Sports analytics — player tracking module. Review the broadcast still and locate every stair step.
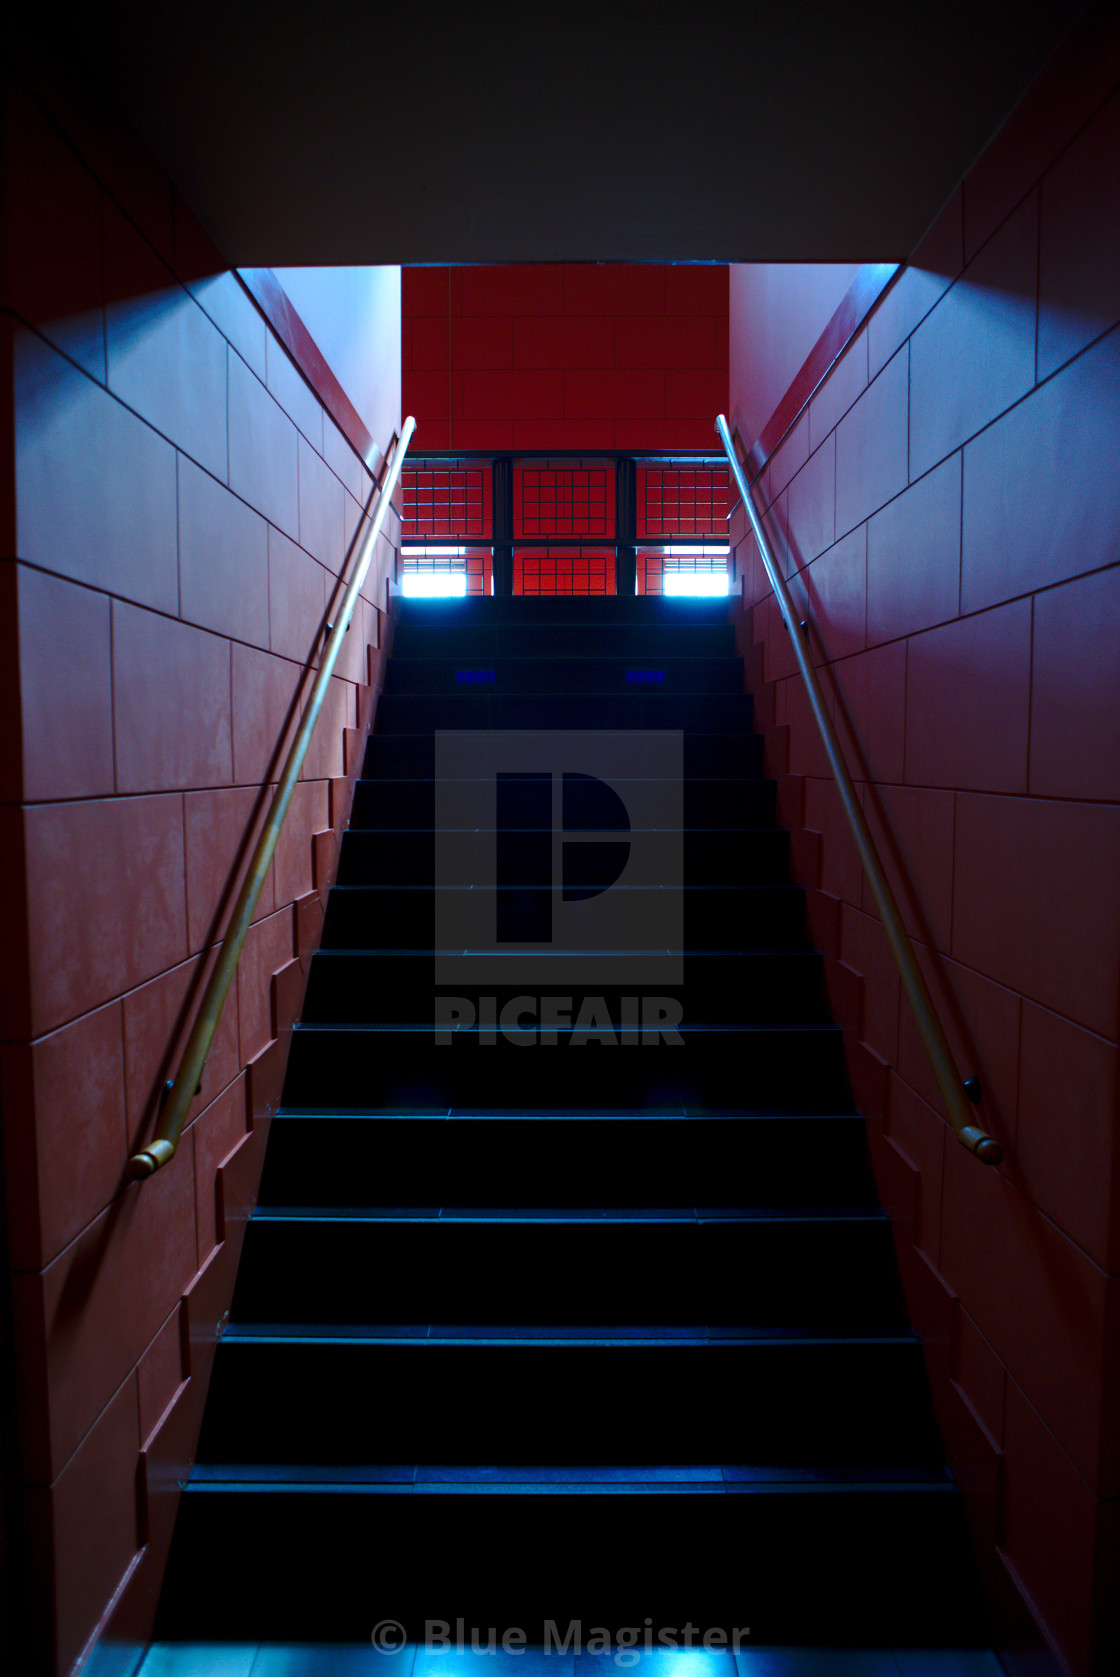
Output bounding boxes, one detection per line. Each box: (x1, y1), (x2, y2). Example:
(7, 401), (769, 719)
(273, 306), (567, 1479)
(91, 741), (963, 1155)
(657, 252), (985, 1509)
(230, 1212), (908, 1331)
(364, 731), (764, 780)
(257, 1113), (874, 1209)
(190, 1460), (953, 1487)
(392, 620), (737, 659)
(375, 691), (755, 733)
(397, 595), (735, 627)
(301, 949), (829, 1024)
(384, 656), (744, 697)
(156, 1475), (987, 1643)
(335, 826), (791, 886)
(197, 1334), (942, 1467)
(320, 884), (811, 950)
(281, 1022), (853, 1111)
(351, 775), (778, 830)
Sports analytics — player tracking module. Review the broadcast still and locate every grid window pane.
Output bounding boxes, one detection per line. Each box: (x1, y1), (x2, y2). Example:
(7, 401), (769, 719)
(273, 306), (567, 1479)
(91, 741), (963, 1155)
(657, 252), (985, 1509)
(638, 467), (730, 539)
(401, 468), (490, 538)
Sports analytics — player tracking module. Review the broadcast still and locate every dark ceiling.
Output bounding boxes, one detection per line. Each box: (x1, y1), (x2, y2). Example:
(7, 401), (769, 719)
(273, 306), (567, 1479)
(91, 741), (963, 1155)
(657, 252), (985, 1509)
(40, 0), (1083, 266)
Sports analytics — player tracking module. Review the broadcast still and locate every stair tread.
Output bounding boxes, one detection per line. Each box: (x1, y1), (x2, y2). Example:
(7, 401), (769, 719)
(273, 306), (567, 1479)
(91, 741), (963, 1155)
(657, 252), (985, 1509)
(221, 1326), (919, 1345)
(308, 946), (818, 957)
(270, 1107), (864, 1118)
(274, 1105), (862, 1117)
(249, 1208), (890, 1223)
(343, 825), (781, 833)
(358, 775), (762, 782)
(389, 652), (737, 659)
(293, 1020), (843, 1032)
(321, 881), (806, 891)
(188, 1462), (954, 1490)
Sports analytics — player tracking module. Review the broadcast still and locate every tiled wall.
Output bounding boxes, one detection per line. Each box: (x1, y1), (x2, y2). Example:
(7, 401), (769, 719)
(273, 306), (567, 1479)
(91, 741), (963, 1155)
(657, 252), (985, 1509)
(402, 263), (729, 452)
(728, 14), (1120, 1676)
(0, 66), (400, 1676)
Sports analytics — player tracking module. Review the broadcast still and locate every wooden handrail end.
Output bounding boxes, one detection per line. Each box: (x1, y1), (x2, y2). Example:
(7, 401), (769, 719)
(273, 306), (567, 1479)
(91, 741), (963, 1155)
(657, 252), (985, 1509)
(126, 1138), (177, 1179)
(958, 1125), (1003, 1167)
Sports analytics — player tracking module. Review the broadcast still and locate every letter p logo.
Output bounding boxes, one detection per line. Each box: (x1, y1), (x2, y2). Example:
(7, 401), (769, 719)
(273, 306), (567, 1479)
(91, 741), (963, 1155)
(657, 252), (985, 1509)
(494, 770), (631, 942)
(435, 730), (683, 988)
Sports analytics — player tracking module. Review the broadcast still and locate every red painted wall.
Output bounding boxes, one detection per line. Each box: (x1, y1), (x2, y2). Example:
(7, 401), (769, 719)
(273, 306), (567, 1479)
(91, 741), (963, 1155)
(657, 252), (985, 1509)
(729, 263), (861, 452)
(402, 263), (728, 453)
(728, 12), (1120, 1675)
(0, 63), (401, 1676)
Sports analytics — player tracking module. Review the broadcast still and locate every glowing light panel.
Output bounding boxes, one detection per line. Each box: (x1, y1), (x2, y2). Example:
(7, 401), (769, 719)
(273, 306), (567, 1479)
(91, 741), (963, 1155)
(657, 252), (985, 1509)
(401, 571), (468, 598)
(663, 572), (730, 597)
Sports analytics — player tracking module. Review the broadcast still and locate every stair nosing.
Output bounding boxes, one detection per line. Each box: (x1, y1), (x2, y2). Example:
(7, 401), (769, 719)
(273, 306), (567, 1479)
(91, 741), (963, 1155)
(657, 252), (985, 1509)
(218, 1329), (921, 1348)
(246, 1209), (890, 1224)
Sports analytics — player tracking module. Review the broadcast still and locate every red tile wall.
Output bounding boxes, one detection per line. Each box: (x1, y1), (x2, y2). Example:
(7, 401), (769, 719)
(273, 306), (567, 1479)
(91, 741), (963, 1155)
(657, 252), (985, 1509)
(729, 14), (1120, 1675)
(0, 65), (400, 1677)
(402, 264), (729, 453)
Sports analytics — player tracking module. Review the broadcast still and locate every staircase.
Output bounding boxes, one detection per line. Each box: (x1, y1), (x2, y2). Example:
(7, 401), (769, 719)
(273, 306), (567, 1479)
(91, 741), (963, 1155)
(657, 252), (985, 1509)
(157, 594), (987, 1646)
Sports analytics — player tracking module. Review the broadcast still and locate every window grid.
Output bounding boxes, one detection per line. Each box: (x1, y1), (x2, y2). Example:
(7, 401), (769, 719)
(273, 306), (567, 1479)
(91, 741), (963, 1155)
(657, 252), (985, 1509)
(401, 468), (490, 538)
(516, 467), (613, 538)
(638, 467), (730, 539)
(514, 548), (615, 596)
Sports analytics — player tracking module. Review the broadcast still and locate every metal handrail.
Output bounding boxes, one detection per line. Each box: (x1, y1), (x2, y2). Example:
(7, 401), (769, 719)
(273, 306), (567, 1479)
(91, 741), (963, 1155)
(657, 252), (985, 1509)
(127, 417), (417, 1180)
(716, 414), (1002, 1166)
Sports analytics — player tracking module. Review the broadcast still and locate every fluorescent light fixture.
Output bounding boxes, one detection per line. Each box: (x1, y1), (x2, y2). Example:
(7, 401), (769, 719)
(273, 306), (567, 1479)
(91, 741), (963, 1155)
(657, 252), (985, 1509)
(663, 572), (729, 597)
(401, 572), (467, 598)
(403, 545), (465, 557)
